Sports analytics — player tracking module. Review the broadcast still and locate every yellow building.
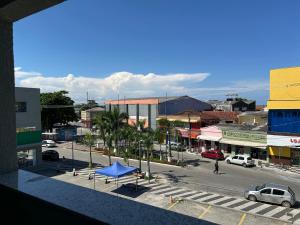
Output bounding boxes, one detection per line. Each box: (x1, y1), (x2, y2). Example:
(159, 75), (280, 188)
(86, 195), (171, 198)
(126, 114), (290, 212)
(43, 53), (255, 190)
(267, 66), (300, 165)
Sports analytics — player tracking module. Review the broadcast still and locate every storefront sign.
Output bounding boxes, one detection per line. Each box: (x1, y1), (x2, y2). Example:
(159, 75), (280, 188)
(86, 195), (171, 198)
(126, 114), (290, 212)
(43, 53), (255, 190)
(222, 130), (266, 143)
(268, 134), (300, 147)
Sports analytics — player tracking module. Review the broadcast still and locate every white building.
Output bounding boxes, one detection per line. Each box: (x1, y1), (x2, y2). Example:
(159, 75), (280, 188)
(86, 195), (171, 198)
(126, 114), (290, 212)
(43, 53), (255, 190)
(15, 87), (41, 167)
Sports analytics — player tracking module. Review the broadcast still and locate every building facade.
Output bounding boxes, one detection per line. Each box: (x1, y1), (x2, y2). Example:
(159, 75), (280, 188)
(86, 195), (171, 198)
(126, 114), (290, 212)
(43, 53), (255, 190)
(15, 87), (42, 167)
(208, 98), (256, 112)
(105, 96), (212, 130)
(267, 67), (300, 165)
(81, 107), (105, 128)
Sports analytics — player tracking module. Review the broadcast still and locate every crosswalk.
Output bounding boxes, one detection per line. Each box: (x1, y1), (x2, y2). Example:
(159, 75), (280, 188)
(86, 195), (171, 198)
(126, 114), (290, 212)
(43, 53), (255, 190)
(69, 166), (300, 223)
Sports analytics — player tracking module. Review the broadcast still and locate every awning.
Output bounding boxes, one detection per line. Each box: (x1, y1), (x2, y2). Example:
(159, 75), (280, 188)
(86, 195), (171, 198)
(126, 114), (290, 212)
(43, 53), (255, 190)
(197, 135), (221, 142)
(219, 138), (266, 149)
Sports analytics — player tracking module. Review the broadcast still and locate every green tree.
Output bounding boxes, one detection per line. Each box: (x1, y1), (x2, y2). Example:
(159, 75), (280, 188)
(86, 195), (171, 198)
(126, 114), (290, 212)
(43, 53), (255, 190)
(83, 132), (95, 168)
(41, 90), (77, 131)
(105, 107), (129, 156)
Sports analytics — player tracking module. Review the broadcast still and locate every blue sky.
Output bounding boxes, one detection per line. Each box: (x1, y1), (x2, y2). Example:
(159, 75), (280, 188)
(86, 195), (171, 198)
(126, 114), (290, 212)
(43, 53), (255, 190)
(14, 0), (300, 104)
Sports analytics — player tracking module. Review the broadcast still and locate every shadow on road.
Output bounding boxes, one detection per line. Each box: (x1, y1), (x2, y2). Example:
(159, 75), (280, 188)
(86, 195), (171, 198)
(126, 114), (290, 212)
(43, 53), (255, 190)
(112, 184), (151, 198)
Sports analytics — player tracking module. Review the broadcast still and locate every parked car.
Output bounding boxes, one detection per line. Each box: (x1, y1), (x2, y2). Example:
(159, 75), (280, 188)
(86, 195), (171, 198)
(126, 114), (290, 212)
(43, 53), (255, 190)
(226, 154), (255, 167)
(170, 141), (183, 150)
(244, 183), (296, 208)
(201, 149), (224, 160)
(42, 150), (59, 161)
(42, 140), (56, 147)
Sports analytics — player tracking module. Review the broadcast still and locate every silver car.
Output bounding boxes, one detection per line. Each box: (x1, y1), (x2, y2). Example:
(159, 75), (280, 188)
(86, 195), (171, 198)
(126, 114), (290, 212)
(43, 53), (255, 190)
(244, 183), (296, 208)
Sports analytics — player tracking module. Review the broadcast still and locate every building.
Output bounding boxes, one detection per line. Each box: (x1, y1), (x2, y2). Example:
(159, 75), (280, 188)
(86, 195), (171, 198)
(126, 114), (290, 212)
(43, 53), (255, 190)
(238, 111), (268, 126)
(267, 67), (300, 165)
(201, 111), (239, 124)
(208, 98), (256, 112)
(81, 106), (105, 128)
(15, 87), (42, 167)
(105, 96), (212, 129)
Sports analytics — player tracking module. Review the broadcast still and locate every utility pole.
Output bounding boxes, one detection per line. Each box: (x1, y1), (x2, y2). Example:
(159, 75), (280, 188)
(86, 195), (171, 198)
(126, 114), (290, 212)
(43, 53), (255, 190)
(72, 135), (74, 169)
(138, 125), (142, 173)
(188, 113), (191, 152)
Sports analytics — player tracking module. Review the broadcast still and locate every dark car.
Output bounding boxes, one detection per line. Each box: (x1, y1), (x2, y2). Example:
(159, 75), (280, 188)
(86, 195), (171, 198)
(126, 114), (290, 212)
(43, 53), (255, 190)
(42, 150), (59, 161)
(201, 149), (224, 160)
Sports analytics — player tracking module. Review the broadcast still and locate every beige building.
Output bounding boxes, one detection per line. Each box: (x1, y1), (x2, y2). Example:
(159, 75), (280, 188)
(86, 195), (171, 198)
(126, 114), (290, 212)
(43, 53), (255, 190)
(81, 107), (105, 128)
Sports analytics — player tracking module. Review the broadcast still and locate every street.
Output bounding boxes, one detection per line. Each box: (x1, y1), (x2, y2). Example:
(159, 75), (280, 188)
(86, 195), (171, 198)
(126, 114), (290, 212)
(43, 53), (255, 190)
(47, 142), (300, 202)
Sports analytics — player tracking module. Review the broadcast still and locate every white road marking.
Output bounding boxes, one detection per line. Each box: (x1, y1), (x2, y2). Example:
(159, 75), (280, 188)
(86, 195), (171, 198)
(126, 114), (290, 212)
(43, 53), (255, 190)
(195, 194), (220, 202)
(235, 201), (257, 210)
(208, 196), (233, 204)
(185, 192), (209, 200)
(264, 206), (286, 217)
(222, 198), (244, 207)
(247, 204), (272, 214)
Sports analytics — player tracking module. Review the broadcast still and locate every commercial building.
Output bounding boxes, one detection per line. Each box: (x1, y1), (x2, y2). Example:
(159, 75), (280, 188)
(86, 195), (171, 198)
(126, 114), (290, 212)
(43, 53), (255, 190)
(208, 98), (256, 112)
(267, 67), (300, 165)
(81, 106), (105, 128)
(238, 111), (268, 126)
(197, 124), (267, 161)
(16, 87), (42, 167)
(105, 96), (212, 129)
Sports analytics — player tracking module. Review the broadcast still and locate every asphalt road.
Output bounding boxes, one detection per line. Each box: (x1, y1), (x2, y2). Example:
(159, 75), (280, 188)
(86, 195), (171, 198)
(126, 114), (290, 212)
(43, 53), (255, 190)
(46, 143), (300, 205)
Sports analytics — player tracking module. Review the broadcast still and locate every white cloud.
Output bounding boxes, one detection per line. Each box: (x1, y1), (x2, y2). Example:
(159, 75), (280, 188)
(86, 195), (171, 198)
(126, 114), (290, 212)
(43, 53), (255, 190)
(14, 67), (42, 78)
(16, 69), (209, 103)
(15, 68), (269, 103)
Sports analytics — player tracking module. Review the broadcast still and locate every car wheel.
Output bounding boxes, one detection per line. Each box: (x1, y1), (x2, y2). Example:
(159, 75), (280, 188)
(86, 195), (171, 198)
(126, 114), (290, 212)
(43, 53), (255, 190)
(248, 195), (257, 202)
(282, 201), (291, 208)
(226, 160), (231, 164)
(242, 163), (247, 168)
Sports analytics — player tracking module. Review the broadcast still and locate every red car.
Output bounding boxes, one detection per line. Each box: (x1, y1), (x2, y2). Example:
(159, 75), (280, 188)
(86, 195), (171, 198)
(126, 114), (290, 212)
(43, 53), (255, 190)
(201, 150), (224, 160)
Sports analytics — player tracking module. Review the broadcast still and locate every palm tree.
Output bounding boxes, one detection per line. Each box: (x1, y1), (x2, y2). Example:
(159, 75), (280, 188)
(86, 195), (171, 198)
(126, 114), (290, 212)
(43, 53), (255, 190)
(154, 128), (164, 160)
(83, 132), (95, 168)
(105, 107), (128, 156)
(94, 113), (107, 147)
(142, 129), (154, 183)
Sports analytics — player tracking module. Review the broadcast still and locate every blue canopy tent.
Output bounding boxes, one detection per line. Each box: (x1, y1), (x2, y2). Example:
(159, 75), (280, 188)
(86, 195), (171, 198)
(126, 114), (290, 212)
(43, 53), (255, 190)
(94, 161), (138, 189)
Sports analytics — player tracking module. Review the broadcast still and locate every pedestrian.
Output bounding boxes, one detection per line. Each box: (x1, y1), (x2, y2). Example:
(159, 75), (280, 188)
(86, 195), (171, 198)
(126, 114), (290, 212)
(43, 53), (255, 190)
(214, 159), (219, 174)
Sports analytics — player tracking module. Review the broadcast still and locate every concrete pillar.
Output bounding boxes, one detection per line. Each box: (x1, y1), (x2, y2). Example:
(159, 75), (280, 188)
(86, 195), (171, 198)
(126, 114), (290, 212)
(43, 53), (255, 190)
(0, 20), (17, 174)
(35, 146), (42, 166)
(148, 104), (151, 129)
(136, 104), (139, 124)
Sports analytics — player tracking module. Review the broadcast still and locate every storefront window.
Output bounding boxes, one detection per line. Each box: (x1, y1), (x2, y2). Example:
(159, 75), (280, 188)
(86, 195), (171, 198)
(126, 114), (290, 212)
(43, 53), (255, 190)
(291, 148), (300, 165)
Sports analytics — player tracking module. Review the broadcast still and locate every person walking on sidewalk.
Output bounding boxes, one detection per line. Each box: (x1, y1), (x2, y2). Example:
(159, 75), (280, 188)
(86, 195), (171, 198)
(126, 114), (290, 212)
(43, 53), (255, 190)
(214, 159), (219, 174)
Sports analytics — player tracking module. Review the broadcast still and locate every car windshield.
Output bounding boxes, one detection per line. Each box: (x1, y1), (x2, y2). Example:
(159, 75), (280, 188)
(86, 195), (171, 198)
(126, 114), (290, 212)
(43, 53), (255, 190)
(256, 184), (266, 191)
(247, 157), (252, 160)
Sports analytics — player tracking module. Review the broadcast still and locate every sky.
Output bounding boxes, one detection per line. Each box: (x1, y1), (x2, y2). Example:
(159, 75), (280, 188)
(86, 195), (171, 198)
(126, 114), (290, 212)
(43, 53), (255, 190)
(13, 0), (300, 104)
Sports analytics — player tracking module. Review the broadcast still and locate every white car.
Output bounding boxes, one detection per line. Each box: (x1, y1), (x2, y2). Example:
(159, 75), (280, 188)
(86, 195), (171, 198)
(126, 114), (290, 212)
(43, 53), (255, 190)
(42, 140), (56, 147)
(226, 154), (255, 167)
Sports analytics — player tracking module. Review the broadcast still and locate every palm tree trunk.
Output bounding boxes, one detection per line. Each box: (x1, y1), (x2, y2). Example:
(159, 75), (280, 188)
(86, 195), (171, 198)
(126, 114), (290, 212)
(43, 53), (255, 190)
(147, 149), (151, 184)
(108, 147), (112, 166)
(159, 144), (162, 160)
(89, 145), (93, 168)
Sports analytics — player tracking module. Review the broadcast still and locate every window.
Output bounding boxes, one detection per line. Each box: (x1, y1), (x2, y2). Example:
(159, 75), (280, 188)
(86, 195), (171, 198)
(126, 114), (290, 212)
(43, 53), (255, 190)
(247, 157), (252, 160)
(233, 156), (238, 159)
(238, 156), (244, 160)
(16, 102), (27, 112)
(273, 189), (284, 195)
(260, 189), (271, 194)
